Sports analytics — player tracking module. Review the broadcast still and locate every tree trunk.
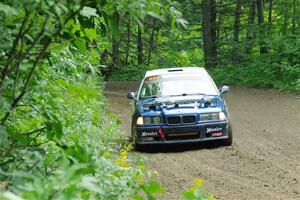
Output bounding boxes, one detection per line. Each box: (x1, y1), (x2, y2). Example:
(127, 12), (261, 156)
(245, 0), (256, 54)
(216, 1), (222, 43)
(137, 26), (143, 65)
(281, 14), (289, 35)
(211, 0), (217, 56)
(268, 0), (273, 30)
(292, 0), (297, 34)
(202, 0), (217, 68)
(147, 18), (157, 65)
(257, 0), (268, 53)
(233, 0), (242, 44)
(112, 12), (120, 68)
(125, 19), (131, 65)
(232, 0), (242, 62)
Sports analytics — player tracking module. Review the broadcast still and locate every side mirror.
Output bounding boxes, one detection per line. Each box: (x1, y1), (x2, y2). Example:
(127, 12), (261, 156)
(219, 85), (230, 94)
(127, 92), (136, 100)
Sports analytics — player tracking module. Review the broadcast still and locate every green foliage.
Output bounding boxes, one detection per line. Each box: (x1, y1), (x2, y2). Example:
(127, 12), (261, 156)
(183, 178), (215, 200)
(109, 64), (158, 81)
(105, 0), (299, 93)
(1, 0), (298, 199)
(0, 1), (176, 199)
(0, 45), (161, 199)
(211, 35), (300, 92)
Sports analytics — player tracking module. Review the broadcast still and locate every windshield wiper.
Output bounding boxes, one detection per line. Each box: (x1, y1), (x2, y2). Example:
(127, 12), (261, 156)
(141, 95), (160, 99)
(142, 93), (206, 99)
(182, 93), (206, 96)
(167, 93), (206, 97)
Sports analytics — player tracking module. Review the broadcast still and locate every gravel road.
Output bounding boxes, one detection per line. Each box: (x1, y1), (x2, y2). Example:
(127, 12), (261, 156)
(104, 81), (300, 200)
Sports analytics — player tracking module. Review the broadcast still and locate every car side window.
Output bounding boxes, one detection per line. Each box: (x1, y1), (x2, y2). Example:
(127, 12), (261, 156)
(141, 81), (161, 98)
(142, 84), (151, 97)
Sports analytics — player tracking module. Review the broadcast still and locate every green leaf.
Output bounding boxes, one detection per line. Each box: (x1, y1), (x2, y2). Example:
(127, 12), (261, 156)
(0, 3), (17, 16)
(142, 182), (165, 194)
(183, 191), (195, 200)
(132, 194), (144, 200)
(84, 28), (97, 42)
(0, 191), (23, 200)
(78, 176), (102, 193)
(0, 126), (8, 145)
(80, 6), (99, 19)
(71, 23), (81, 34)
(74, 38), (86, 52)
(54, 120), (63, 139)
(176, 18), (188, 28)
(146, 12), (164, 21)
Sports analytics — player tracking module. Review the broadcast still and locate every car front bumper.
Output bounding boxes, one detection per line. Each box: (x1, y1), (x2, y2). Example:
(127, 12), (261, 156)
(134, 120), (229, 145)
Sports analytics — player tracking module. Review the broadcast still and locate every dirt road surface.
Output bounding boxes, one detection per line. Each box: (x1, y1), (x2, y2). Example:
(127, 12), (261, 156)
(104, 81), (300, 200)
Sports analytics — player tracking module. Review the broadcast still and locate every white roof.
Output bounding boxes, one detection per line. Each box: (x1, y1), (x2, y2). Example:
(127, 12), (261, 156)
(145, 67), (208, 78)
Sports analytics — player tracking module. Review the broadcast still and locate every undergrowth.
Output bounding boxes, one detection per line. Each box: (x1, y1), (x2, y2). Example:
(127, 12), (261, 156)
(0, 46), (164, 199)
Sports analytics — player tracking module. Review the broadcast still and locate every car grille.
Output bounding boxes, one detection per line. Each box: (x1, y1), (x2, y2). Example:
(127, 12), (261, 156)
(167, 116), (181, 125)
(166, 115), (196, 125)
(182, 116), (196, 124)
(166, 132), (200, 141)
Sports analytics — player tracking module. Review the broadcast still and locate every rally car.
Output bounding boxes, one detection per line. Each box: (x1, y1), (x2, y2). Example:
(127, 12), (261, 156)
(127, 67), (232, 150)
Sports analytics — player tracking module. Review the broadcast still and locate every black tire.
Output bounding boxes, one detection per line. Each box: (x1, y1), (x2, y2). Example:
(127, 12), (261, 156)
(133, 134), (144, 151)
(134, 142), (143, 151)
(131, 123), (144, 151)
(223, 124), (233, 146)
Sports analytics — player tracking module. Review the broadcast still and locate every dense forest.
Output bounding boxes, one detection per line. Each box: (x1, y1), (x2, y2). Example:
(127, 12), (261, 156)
(0, 0), (299, 200)
(107, 0), (299, 92)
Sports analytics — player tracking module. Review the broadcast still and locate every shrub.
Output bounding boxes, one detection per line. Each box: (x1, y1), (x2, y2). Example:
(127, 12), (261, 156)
(0, 46), (160, 200)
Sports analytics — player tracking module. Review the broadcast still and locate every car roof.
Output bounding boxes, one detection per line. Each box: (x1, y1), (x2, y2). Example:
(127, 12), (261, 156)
(145, 67), (208, 78)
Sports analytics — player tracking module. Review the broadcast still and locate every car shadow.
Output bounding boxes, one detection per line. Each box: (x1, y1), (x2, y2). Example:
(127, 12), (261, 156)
(138, 141), (226, 153)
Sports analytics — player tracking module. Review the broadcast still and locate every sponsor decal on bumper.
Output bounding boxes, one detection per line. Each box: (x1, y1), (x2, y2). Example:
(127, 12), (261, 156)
(206, 127), (223, 133)
(135, 121), (228, 144)
(141, 131), (158, 137)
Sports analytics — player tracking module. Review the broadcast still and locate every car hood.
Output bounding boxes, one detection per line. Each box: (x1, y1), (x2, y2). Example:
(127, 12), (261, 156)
(138, 95), (223, 116)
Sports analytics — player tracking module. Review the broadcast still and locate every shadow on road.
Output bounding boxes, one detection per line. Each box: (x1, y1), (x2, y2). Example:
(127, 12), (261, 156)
(137, 141), (228, 153)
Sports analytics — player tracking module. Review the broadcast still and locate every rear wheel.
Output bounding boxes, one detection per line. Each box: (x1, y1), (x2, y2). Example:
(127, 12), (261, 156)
(223, 123), (233, 146)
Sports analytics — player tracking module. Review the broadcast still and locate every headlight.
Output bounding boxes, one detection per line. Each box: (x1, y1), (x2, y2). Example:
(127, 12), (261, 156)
(200, 112), (226, 121)
(140, 116), (162, 124)
(136, 117), (144, 125)
(200, 113), (219, 120)
(219, 112), (226, 120)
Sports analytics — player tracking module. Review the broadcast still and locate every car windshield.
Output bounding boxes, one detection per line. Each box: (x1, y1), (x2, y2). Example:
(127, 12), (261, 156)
(139, 74), (218, 99)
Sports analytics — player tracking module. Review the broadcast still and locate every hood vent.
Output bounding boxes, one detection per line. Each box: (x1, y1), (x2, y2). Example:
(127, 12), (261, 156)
(143, 104), (160, 111)
(198, 99), (218, 108)
(168, 69), (183, 72)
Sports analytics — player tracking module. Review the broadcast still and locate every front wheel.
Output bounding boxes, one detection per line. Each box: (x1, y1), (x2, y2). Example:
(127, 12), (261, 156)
(134, 141), (143, 151)
(133, 135), (144, 151)
(223, 124), (233, 146)
(131, 123), (143, 151)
